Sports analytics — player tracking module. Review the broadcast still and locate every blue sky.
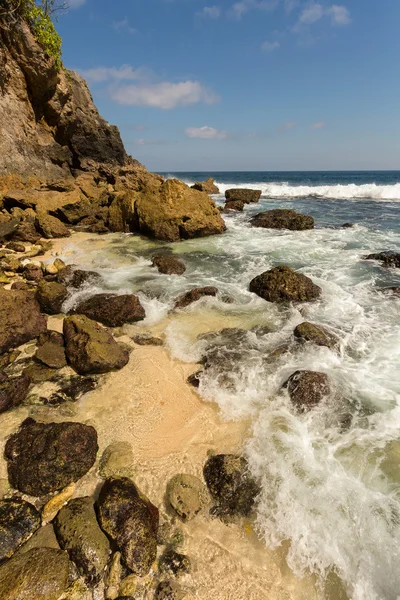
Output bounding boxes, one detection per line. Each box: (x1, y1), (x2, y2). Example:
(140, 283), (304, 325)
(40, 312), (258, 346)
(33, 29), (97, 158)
(58, 0), (400, 171)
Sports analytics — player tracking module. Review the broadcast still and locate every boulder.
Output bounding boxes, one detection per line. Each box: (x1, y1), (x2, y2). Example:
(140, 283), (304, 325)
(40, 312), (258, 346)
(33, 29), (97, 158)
(63, 315), (130, 374)
(152, 255), (186, 275)
(224, 200), (244, 212)
(203, 454), (260, 517)
(35, 211), (70, 239)
(166, 474), (208, 521)
(191, 178), (220, 194)
(73, 294), (145, 327)
(54, 497), (111, 584)
(0, 288), (47, 354)
(0, 218), (19, 240)
(97, 477), (159, 576)
(225, 189), (261, 203)
(52, 201), (95, 225)
(11, 221), (40, 243)
(0, 373), (30, 414)
(249, 266), (321, 303)
(57, 266), (101, 288)
(0, 498), (41, 562)
(284, 370), (331, 411)
(250, 209), (314, 230)
(35, 341), (67, 369)
(0, 547), (69, 600)
(364, 251), (400, 268)
(5, 418), (98, 496)
(135, 179), (226, 242)
(36, 280), (68, 314)
(174, 286), (218, 309)
(294, 322), (338, 349)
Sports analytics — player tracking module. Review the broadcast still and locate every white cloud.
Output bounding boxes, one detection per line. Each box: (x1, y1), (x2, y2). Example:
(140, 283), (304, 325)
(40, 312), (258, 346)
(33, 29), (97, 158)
(328, 4), (351, 25)
(112, 81), (220, 110)
(68, 0), (86, 7)
(197, 5), (221, 18)
(186, 126), (227, 139)
(280, 121), (296, 131)
(112, 18), (137, 35)
(311, 121), (325, 129)
(230, 0), (279, 19)
(79, 65), (143, 84)
(299, 3), (324, 24)
(261, 40), (280, 52)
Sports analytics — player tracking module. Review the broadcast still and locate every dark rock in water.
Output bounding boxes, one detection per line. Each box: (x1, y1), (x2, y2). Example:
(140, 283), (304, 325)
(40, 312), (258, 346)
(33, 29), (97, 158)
(36, 280), (68, 315)
(0, 498), (41, 562)
(174, 286), (218, 309)
(23, 264), (43, 282)
(364, 251), (400, 268)
(294, 322), (338, 350)
(63, 315), (130, 374)
(0, 547), (69, 600)
(0, 288), (47, 354)
(342, 223), (354, 228)
(191, 178), (219, 194)
(0, 373), (30, 414)
(35, 211), (70, 239)
(97, 477), (159, 576)
(154, 581), (183, 600)
(380, 287), (400, 296)
(152, 255), (186, 276)
(54, 496), (110, 584)
(225, 189), (261, 203)
(54, 376), (97, 402)
(249, 266), (321, 303)
(224, 200), (245, 212)
(5, 418), (98, 496)
(11, 221), (41, 244)
(35, 341), (67, 369)
(159, 549), (191, 576)
(284, 370), (331, 411)
(57, 266), (102, 289)
(132, 334), (163, 346)
(250, 209), (314, 231)
(166, 474), (208, 522)
(187, 370), (203, 388)
(73, 294), (145, 327)
(0, 219), (19, 240)
(203, 454), (260, 517)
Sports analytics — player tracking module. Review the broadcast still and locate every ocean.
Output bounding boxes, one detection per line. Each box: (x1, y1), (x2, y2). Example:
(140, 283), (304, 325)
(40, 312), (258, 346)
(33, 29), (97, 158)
(65, 171), (400, 599)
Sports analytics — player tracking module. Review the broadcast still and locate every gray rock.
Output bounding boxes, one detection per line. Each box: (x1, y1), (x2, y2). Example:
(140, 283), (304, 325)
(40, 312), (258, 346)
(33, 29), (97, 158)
(166, 474), (208, 521)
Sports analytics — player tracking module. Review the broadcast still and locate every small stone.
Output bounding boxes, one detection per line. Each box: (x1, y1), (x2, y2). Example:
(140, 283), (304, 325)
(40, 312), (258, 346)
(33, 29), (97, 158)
(99, 442), (135, 480)
(152, 255), (186, 276)
(118, 575), (138, 597)
(284, 370), (331, 411)
(105, 552), (122, 600)
(159, 549), (191, 577)
(54, 258), (66, 270)
(166, 474), (208, 521)
(154, 580), (184, 600)
(187, 370), (202, 388)
(174, 287), (218, 309)
(45, 263), (59, 275)
(6, 242), (25, 253)
(36, 341), (67, 369)
(42, 483), (76, 524)
(0, 498), (41, 562)
(132, 334), (163, 346)
(24, 263), (43, 282)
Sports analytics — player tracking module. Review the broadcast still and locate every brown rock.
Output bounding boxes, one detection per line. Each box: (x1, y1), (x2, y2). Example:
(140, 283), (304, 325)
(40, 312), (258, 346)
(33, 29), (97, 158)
(35, 341), (67, 369)
(0, 219), (19, 240)
(249, 266), (321, 303)
(284, 370), (331, 411)
(36, 280), (68, 314)
(225, 189), (261, 203)
(294, 322), (339, 349)
(0, 498), (41, 562)
(364, 251), (400, 268)
(152, 255), (186, 275)
(5, 241), (25, 253)
(0, 373), (30, 414)
(35, 211), (71, 239)
(174, 286), (218, 309)
(73, 294), (145, 327)
(224, 200), (245, 212)
(57, 266), (101, 288)
(12, 221), (40, 243)
(24, 263), (43, 282)
(191, 178), (220, 194)
(0, 288), (47, 354)
(250, 209), (314, 230)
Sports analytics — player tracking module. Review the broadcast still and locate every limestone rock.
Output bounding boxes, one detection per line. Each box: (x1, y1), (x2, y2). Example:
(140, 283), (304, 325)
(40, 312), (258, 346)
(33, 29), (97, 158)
(0, 288), (47, 354)
(0, 219), (19, 240)
(97, 477), (159, 576)
(0, 547), (69, 600)
(100, 442), (135, 480)
(174, 286), (218, 309)
(249, 266), (321, 303)
(152, 255), (186, 276)
(284, 370), (331, 411)
(35, 211), (71, 239)
(36, 280), (68, 314)
(73, 294), (145, 327)
(0, 498), (41, 562)
(191, 178), (219, 194)
(166, 474), (208, 521)
(12, 221), (40, 243)
(250, 209), (314, 230)
(203, 454), (260, 517)
(225, 189), (261, 203)
(224, 200), (244, 212)
(0, 373), (30, 414)
(294, 322), (338, 349)
(55, 497), (111, 584)
(5, 418), (98, 496)
(63, 315), (130, 374)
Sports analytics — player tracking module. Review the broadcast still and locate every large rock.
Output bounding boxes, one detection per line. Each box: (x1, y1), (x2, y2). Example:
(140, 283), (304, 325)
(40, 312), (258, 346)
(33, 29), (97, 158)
(0, 373), (30, 414)
(0, 498), (41, 562)
(294, 322), (338, 349)
(174, 286), (218, 309)
(152, 255), (186, 276)
(191, 178), (219, 194)
(224, 200), (244, 212)
(73, 294), (145, 327)
(225, 189), (261, 203)
(97, 477), (159, 576)
(284, 370), (331, 411)
(0, 547), (69, 600)
(135, 179), (226, 242)
(63, 315), (130, 374)
(250, 209), (314, 230)
(5, 418), (98, 496)
(0, 218), (19, 240)
(166, 474), (208, 521)
(35, 341), (67, 369)
(36, 280), (68, 314)
(57, 266), (101, 289)
(11, 221), (41, 243)
(35, 211), (70, 239)
(203, 454), (260, 517)
(249, 266), (321, 303)
(0, 288), (47, 354)
(364, 251), (400, 268)
(55, 497), (110, 584)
